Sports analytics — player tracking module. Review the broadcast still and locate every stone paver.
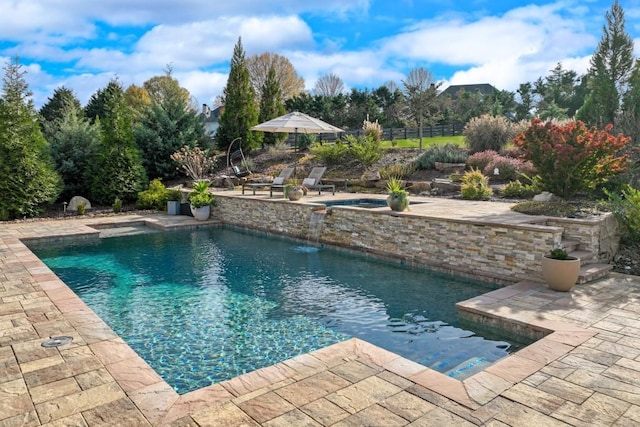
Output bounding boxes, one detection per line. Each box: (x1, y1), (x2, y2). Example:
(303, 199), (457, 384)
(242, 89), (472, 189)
(1, 209), (640, 426)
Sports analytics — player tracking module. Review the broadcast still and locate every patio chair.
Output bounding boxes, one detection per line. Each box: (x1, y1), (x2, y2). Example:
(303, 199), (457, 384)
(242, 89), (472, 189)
(270, 167), (335, 197)
(242, 167), (294, 195)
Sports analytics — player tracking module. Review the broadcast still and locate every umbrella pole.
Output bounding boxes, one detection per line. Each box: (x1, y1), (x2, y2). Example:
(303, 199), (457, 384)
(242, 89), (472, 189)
(294, 129), (298, 178)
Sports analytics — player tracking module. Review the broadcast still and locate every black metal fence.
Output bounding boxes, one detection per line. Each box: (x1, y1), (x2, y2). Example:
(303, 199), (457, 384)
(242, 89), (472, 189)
(285, 123), (464, 144)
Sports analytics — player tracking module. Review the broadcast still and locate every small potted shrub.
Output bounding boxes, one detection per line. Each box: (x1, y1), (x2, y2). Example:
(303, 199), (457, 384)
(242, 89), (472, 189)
(77, 201), (86, 215)
(167, 189), (182, 215)
(541, 247), (581, 292)
(189, 181), (214, 220)
(386, 176), (409, 212)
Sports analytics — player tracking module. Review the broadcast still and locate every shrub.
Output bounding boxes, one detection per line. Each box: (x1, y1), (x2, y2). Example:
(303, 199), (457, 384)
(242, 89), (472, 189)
(466, 150), (500, 172)
(136, 179), (169, 210)
(501, 180), (537, 198)
(414, 144), (469, 170)
(362, 117), (383, 142)
(296, 133), (315, 150)
(171, 146), (217, 181)
(112, 197), (122, 213)
(511, 200), (576, 217)
(463, 114), (518, 154)
(604, 184), (640, 242)
(311, 140), (350, 165)
(348, 134), (383, 167)
(514, 118), (630, 199)
(460, 168), (493, 200)
(484, 156), (535, 182)
(379, 162), (416, 180)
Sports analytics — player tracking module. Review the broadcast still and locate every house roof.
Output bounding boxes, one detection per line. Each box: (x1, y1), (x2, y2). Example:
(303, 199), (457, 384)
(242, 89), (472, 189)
(200, 105), (222, 123)
(438, 84), (497, 99)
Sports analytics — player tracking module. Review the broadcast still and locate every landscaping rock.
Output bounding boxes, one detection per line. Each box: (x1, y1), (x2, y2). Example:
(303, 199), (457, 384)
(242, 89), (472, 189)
(67, 196), (91, 211)
(533, 191), (562, 202)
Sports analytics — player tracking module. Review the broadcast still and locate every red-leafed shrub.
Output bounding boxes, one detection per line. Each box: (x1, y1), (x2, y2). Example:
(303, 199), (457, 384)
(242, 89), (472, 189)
(483, 156), (535, 181)
(514, 118), (629, 199)
(466, 150), (500, 171)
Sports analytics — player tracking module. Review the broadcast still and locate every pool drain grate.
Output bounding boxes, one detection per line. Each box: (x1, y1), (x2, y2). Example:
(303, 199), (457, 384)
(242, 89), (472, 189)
(41, 336), (73, 348)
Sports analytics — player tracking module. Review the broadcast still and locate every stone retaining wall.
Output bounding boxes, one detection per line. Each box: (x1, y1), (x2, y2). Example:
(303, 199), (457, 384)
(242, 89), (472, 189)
(213, 196), (617, 284)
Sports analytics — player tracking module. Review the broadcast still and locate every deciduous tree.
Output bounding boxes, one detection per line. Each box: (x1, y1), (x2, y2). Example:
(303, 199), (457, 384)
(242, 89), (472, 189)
(313, 74), (345, 97)
(401, 67), (441, 149)
(246, 52), (304, 101)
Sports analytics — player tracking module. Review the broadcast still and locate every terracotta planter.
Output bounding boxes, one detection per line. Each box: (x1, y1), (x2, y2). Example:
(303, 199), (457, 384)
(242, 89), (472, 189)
(541, 255), (580, 291)
(190, 205), (211, 221)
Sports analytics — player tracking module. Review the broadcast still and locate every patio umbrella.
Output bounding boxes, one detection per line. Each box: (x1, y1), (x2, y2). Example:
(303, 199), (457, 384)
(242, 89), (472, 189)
(250, 111), (344, 151)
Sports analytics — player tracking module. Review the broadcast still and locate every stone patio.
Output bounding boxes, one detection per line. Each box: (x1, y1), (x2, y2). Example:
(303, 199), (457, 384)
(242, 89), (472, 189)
(1, 206), (640, 426)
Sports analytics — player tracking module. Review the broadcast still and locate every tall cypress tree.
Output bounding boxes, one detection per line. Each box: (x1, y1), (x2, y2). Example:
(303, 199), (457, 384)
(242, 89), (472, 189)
(90, 79), (147, 204)
(258, 67), (285, 146)
(0, 57), (61, 219)
(215, 37), (259, 152)
(578, 0), (635, 127)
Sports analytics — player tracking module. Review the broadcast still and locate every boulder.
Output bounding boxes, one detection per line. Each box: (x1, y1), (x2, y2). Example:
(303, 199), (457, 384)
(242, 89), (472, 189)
(533, 192), (562, 202)
(68, 196), (91, 211)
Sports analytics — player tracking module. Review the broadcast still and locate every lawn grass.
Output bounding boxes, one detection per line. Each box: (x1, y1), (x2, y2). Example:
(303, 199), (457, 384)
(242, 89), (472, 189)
(380, 135), (465, 149)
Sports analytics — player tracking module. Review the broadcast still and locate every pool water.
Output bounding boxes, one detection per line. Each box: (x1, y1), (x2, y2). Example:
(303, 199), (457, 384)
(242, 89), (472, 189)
(316, 198), (424, 208)
(30, 228), (518, 394)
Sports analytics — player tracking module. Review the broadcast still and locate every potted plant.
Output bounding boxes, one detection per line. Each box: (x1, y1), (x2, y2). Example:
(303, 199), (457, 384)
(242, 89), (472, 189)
(541, 247), (581, 292)
(386, 176), (409, 212)
(189, 181), (214, 220)
(284, 183), (304, 201)
(167, 189), (182, 215)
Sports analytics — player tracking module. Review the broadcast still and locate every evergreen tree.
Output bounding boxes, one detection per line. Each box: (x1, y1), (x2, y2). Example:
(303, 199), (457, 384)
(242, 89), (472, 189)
(46, 108), (100, 201)
(257, 67), (285, 146)
(0, 57), (61, 219)
(84, 80), (123, 123)
(215, 37), (259, 152)
(39, 86), (82, 125)
(135, 71), (208, 179)
(577, 0), (634, 127)
(90, 79), (147, 204)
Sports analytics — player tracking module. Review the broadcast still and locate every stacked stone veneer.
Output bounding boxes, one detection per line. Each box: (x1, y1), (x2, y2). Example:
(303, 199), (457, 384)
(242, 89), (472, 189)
(213, 196), (618, 284)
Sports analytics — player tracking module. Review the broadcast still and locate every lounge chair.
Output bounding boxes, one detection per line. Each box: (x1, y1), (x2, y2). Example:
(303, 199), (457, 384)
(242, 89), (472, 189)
(242, 167), (294, 195)
(270, 167), (335, 197)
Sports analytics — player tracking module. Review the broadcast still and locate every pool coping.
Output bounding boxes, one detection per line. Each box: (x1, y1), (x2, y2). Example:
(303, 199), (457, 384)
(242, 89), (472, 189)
(1, 213), (602, 425)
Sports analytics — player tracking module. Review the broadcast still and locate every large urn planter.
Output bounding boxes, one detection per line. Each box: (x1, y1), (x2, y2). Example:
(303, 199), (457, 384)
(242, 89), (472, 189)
(287, 186), (304, 201)
(190, 205), (211, 221)
(541, 254), (581, 292)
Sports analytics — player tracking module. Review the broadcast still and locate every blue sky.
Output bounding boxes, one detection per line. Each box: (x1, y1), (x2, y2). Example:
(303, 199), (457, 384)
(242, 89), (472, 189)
(0, 0), (637, 108)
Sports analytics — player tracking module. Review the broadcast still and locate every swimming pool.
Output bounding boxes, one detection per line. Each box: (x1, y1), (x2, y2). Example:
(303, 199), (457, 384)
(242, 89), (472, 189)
(29, 228), (519, 394)
(316, 198), (425, 208)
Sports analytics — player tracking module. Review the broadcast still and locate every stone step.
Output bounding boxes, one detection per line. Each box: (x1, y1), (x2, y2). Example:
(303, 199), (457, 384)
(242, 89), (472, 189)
(569, 250), (594, 262)
(561, 239), (581, 252)
(578, 263), (613, 284)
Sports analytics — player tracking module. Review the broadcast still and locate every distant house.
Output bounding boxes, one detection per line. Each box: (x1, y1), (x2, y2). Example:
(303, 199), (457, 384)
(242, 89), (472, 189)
(200, 104), (222, 136)
(438, 84), (498, 99)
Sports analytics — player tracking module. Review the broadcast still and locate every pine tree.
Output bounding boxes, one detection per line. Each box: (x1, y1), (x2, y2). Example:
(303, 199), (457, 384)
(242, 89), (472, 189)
(258, 67), (285, 146)
(577, 0), (634, 127)
(215, 37), (259, 152)
(46, 108), (101, 201)
(135, 71), (208, 180)
(0, 57), (61, 219)
(90, 79), (147, 204)
(39, 86), (82, 125)
(84, 80), (124, 123)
